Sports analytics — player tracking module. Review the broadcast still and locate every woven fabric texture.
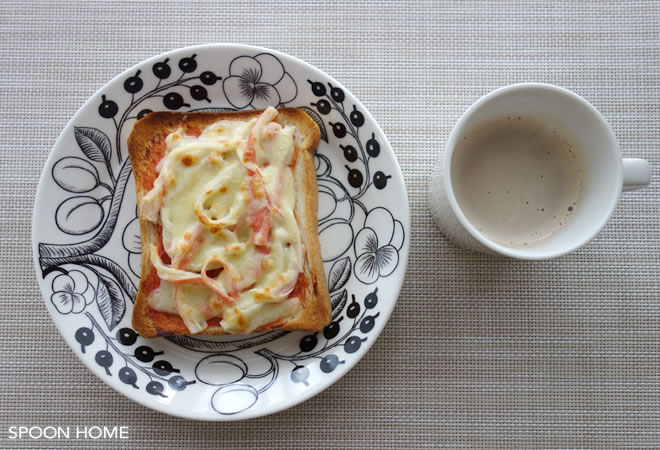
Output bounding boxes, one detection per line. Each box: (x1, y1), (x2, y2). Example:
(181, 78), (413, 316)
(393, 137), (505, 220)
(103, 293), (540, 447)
(1, 0), (659, 448)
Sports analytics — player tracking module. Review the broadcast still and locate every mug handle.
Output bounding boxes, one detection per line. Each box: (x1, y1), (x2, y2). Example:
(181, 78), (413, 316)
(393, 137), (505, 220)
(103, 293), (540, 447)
(622, 158), (651, 192)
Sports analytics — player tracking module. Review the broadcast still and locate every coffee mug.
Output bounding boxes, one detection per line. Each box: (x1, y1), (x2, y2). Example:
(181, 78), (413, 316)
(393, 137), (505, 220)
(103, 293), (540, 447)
(428, 83), (651, 259)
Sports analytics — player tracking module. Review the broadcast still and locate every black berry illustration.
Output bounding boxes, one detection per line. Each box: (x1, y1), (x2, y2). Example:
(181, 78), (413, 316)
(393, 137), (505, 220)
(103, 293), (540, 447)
(330, 85), (345, 102)
(116, 327), (137, 346)
(330, 122), (347, 138)
(95, 350), (113, 375)
(146, 381), (166, 397)
(360, 312), (380, 333)
(178, 54), (197, 73)
(168, 375), (195, 391)
(75, 327), (94, 353)
(345, 165), (363, 188)
(123, 70), (143, 94)
(98, 95), (118, 118)
(137, 109), (152, 120)
(299, 334), (318, 352)
(341, 144), (358, 162)
(344, 336), (366, 354)
(163, 92), (189, 110)
(135, 345), (164, 363)
(313, 99), (331, 115)
(347, 294), (360, 318)
(349, 106), (364, 127)
(308, 80), (326, 97)
(364, 287), (379, 309)
(190, 85), (210, 102)
(118, 367), (138, 389)
(323, 316), (343, 340)
(152, 58), (171, 79)
(320, 354), (344, 373)
(290, 365), (310, 386)
(373, 171), (391, 189)
(366, 133), (380, 157)
(153, 360), (179, 376)
(200, 71), (218, 85)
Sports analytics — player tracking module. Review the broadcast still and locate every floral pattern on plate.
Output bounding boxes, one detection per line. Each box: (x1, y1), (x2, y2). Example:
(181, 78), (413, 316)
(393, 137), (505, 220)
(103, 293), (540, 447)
(33, 44), (409, 420)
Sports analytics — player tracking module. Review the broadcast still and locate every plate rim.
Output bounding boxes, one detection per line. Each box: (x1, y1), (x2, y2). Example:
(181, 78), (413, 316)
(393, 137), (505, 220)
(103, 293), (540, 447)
(31, 43), (411, 421)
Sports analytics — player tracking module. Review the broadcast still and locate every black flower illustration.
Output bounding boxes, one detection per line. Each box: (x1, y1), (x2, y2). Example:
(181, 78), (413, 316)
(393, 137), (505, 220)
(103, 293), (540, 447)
(51, 270), (95, 314)
(354, 208), (405, 284)
(223, 54), (297, 109)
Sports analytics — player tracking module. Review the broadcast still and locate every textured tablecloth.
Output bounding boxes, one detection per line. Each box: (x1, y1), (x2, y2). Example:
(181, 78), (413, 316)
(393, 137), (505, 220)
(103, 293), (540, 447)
(2, 1), (659, 448)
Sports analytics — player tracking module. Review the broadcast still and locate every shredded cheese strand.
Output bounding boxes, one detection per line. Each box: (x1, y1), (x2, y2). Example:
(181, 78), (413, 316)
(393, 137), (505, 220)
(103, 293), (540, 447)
(200, 254), (236, 304)
(143, 108), (305, 333)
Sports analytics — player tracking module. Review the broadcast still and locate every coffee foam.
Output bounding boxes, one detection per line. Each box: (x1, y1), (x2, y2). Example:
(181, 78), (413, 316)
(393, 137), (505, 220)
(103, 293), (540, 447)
(451, 116), (583, 248)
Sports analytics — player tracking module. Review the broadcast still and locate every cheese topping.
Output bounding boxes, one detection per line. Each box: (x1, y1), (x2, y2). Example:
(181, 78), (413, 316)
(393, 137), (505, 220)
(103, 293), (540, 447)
(142, 107), (303, 334)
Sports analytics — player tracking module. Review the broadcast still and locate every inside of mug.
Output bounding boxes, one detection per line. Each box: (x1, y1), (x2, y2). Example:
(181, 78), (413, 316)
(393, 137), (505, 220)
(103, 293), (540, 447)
(449, 85), (622, 258)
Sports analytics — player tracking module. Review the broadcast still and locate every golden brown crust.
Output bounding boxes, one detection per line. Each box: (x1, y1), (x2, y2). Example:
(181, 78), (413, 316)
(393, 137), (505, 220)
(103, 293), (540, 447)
(128, 108), (330, 337)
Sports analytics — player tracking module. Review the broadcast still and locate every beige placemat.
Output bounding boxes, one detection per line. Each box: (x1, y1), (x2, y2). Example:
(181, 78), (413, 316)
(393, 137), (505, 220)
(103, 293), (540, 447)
(1, 0), (659, 448)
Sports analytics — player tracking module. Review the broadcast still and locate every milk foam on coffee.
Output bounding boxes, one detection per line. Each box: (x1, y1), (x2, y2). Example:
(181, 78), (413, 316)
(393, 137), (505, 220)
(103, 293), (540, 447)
(451, 116), (583, 248)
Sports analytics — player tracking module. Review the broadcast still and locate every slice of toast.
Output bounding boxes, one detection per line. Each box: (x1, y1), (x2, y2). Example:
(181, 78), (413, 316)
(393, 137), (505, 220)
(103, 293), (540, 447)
(127, 108), (331, 337)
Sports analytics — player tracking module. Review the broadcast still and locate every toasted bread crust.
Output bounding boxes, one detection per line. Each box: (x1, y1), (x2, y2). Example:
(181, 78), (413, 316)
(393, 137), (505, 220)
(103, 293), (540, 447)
(127, 108), (329, 337)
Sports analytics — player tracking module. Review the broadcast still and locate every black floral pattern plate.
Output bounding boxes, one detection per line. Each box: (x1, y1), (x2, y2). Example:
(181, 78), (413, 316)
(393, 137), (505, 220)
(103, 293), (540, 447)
(32, 44), (409, 420)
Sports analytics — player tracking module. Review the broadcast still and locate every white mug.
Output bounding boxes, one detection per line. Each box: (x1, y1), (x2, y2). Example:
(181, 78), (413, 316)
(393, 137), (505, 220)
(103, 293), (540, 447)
(428, 83), (651, 259)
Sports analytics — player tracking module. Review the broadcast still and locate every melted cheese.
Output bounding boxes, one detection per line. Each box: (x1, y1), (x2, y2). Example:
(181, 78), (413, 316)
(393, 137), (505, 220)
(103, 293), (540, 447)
(143, 107), (303, 334)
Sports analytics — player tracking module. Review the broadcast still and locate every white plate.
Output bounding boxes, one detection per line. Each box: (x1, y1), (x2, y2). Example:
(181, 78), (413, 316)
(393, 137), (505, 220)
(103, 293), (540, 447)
(32, 44), (409, 420)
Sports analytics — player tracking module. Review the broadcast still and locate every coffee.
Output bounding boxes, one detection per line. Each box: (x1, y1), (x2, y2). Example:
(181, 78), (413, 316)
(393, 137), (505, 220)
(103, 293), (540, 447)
(451, 117), (583, 248)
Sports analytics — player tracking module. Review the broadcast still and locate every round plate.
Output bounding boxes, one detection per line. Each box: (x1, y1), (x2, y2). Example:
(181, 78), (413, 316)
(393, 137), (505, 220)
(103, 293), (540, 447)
(32, 44), (409, 420)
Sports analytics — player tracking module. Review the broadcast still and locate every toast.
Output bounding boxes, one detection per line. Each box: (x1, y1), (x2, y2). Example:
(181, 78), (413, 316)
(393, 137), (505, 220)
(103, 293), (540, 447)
(127, 107), (331, 337)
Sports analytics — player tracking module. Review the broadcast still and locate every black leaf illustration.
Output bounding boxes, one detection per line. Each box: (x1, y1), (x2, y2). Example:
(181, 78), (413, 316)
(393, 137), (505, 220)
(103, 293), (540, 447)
(165, 331), (289, 353)
(96, 273), (126, 331)
(52, 157), (100, 193)
(298, 107), (328, 143)
(75, 127), (112, 164)
(55, 196), (104, 235)
(327, 257), (351, 292)
(188, 107), (238, 113)
(330, 289), (347, 319)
